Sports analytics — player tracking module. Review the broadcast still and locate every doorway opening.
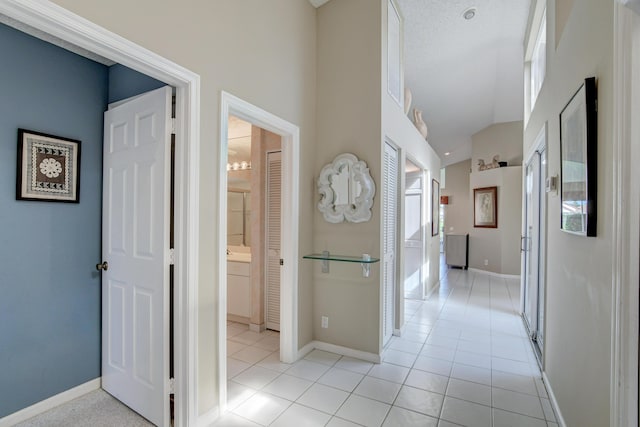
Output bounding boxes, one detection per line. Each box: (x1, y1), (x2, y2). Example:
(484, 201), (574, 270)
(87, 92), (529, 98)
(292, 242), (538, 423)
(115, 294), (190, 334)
(218, 92), (300, 412)
(403, 158), (426, 301)
(0, 2), (201, 426)
(225, 115), (283, 333)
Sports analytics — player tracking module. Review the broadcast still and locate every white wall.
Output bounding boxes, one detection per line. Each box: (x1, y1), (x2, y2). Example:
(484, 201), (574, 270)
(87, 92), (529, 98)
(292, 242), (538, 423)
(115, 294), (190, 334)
(442, 160), (472, 235)
(471, 121), (524, 169)
(440, 120), (524, 276)
(469, 167), (522, 275)
(51, 0), (318, 416)
(314, 0), (382, 355)
(312, 0), (441, 356)
(523, 0), (613, 425)
(381, 0), (442, 330)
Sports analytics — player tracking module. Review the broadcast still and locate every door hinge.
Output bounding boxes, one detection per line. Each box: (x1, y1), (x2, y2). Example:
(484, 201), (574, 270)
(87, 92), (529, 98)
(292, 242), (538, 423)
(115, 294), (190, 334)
(280, 259), (284, 266)
(169, 248), (175, 265)
(171, 118), (176, 134)
(169, 377), (175, 393)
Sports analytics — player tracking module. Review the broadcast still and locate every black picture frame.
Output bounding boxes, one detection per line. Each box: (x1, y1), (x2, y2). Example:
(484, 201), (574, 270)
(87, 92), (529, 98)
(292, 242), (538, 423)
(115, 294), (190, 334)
(431, 179), (440, 236)
(559, 77), (597, 236)
(16, 129), (81, 203)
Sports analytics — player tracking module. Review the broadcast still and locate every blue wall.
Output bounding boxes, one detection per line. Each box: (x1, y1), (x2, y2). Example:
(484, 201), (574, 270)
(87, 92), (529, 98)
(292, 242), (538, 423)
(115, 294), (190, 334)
(0, 24), (107, 417)
(108, 64), (165, 104)
(0, 24), (168, 418)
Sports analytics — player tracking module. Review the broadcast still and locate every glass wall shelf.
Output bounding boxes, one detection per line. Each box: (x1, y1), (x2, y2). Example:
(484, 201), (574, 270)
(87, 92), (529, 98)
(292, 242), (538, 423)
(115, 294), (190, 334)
(303, 251), (379, 277)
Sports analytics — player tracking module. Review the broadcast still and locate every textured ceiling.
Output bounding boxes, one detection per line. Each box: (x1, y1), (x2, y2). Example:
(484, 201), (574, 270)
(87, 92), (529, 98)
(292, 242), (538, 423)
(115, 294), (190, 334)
(397, 0), (530, 166)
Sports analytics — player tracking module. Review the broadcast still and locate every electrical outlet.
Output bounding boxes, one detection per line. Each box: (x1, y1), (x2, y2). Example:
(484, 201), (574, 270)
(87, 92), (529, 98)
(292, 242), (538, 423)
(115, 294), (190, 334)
(321, 316), (329, 328)
(484, 259), (489, 266)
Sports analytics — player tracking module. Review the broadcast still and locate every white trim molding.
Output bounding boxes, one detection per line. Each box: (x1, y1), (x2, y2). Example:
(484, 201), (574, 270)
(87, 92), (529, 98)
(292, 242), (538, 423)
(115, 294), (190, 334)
(0, 378), (100, 427)
(468, 268), (520, 280)
(0, 2), (201, 425)
(611, 3), (640, 427)
(298, 341), (382, 364)
(542, 372), (567, 427)
(218, 91), (300, 413)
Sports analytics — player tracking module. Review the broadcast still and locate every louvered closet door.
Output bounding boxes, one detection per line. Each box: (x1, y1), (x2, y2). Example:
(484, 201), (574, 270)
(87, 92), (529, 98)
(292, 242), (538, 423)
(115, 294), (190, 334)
(382, 142), (398, 346)
(265, 151), (282, 331)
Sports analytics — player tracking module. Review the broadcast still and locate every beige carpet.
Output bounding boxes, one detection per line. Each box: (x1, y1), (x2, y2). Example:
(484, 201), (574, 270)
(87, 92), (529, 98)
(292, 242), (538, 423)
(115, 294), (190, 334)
(15, 389), (154, 427)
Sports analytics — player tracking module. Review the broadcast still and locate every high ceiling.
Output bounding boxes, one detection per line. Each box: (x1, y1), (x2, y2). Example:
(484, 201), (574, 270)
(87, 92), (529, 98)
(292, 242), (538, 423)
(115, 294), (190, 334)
(309, 0), (531, 167)
(397, 0), (531, 166)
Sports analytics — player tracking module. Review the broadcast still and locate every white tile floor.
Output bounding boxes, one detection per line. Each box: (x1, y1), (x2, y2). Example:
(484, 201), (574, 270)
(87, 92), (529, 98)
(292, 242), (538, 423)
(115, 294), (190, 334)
(214, 266), (558, 427)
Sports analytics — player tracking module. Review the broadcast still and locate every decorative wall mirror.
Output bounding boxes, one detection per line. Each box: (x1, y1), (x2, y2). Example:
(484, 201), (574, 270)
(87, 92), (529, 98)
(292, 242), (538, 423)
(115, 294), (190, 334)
(318, 153), (376, 223)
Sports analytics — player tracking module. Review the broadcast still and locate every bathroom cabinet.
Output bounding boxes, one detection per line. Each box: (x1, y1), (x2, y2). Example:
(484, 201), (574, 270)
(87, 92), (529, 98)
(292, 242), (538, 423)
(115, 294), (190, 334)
(227, 260), (251, 319)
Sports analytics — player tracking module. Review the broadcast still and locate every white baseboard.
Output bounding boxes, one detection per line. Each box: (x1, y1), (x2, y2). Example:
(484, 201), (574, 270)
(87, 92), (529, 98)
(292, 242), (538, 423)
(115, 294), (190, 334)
(468, 267), (520, 280)
(425, 281), (440, 299)
(197, 406), (221, 427)
(0, 378), (101, 427)
(298, 340), (381, 364)
(249, 323), (265, 333)
(542, 372), (567, 427)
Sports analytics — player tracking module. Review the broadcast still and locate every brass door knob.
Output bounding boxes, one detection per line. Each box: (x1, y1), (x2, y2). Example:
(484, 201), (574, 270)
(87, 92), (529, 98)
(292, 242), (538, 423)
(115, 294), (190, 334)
(96, 261), (109, 271)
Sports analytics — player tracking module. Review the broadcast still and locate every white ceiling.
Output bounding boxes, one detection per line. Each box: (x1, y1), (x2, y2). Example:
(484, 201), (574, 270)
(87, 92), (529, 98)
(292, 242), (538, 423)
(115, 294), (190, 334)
(397, 0), (531, 166)
(307, 0), (530, 166)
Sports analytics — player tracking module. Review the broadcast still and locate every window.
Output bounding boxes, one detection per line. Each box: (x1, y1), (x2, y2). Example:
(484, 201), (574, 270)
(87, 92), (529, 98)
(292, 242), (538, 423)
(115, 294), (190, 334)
(530, 9), (547, 110)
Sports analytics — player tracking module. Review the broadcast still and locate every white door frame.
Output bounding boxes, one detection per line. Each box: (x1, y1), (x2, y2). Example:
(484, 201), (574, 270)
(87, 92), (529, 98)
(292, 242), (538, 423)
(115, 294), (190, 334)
(521, 125), (546, 365)
(611, 2), (640, 426)
(403, 155), (426, 302)
(218, 91), (300, 411)
(0, 2), (201, 425)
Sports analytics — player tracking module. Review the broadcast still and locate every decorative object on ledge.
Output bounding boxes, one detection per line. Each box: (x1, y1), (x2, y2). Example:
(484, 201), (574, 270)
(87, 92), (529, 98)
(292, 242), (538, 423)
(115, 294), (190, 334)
(477, 155), (501, 171)
(318, 153), (376, 223)
(16, 129), (81, 203)
(473, 186), (498, 228)
(413, 109), (428, 140)
(404, 87), (412, 115)
(440, 195), (449, 205)
(560, 77), (597, 236)
(431, 179), (440, 236)
(303, 251), (380, 278)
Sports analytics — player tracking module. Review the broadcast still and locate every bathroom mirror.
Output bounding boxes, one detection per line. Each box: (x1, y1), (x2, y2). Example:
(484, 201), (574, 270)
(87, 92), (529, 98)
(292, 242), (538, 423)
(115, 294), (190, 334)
(227, 189), (251, 246)
(318, 153), (375, 223)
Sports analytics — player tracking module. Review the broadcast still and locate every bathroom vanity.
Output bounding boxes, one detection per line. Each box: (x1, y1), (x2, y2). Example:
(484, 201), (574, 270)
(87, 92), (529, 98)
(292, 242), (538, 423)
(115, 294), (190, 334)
(227, 249), (252, 322)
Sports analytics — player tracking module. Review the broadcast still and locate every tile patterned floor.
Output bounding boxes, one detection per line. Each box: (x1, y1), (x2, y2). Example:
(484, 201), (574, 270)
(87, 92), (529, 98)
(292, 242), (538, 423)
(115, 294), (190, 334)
(214, 267), (559, 426)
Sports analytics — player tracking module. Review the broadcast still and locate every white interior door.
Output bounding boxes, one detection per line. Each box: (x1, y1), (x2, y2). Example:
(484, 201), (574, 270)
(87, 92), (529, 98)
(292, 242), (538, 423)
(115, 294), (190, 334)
(101, 86), (172, 426)
(383, 142), (398, 346)
(404, 170), (424, 300)
(265, 151), (282, 331)
(523, 149), (544, 357)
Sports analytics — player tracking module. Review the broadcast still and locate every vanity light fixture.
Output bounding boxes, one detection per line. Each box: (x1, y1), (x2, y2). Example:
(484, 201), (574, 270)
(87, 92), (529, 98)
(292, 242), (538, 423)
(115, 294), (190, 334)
(463, 7), (477, 20)
(226, 161), (252, 171)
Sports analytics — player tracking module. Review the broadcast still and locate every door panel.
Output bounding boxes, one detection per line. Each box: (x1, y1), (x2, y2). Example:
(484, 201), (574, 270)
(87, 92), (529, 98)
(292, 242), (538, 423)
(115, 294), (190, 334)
(383, 143), (398, 346)
(266, 151), (282, 331)
(102, 86), (172, 427)
(404, 172), (424, 300)
(524, 156), (540, 334)
(523, 149), (545, 359)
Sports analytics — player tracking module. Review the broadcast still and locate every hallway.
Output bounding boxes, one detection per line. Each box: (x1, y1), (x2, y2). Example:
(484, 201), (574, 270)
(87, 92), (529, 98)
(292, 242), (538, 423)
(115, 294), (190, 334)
(216, 268), (558, 426)
(13, 268), (558, 426)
